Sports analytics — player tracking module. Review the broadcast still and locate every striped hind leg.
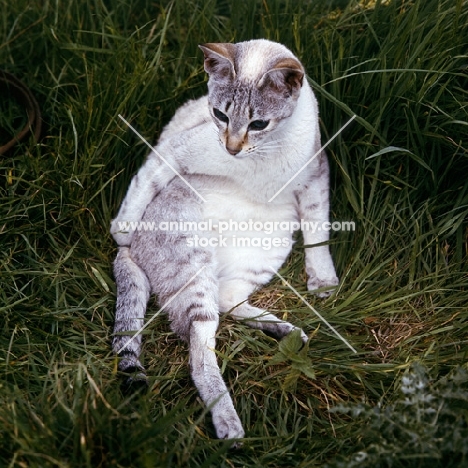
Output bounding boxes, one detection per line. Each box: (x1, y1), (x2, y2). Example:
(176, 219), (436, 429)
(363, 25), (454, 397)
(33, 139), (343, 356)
(112, 247), (151, 385)
(219, 277), (308, 343)
(135, 242), (244, 441)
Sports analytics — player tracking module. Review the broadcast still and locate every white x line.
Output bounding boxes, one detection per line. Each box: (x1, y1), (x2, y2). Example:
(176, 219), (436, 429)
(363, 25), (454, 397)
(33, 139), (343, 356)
(116, 266), (207, 354)
(268, 114), (356, 202)
(270, 267), (357, 354)
(118, 114), (207, 202)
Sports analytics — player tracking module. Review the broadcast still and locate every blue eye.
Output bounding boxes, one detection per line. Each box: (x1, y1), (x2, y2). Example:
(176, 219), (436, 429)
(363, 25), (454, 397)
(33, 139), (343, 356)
(213, 108), (229, 123)
(248, 120), (269, 131)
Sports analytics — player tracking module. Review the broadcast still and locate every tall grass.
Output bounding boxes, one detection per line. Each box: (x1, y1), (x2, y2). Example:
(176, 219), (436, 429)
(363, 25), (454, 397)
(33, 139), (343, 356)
(0, 0), (467, 466)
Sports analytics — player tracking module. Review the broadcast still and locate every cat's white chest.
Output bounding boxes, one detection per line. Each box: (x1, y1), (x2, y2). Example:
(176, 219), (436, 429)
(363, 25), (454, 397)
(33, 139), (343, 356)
(198, 180), (298, 229)
(196, 184), (297, 281)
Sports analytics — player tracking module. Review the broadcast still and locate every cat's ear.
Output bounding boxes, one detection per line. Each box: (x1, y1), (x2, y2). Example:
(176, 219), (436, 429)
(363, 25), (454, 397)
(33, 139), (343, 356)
(199, 43), (236, 81)
(258, 58), (304, 97)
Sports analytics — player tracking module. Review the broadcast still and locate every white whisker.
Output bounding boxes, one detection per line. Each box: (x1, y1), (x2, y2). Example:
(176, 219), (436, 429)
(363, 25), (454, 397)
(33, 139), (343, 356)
(258, 145), (283, 151)
(259, 135), (288, 146)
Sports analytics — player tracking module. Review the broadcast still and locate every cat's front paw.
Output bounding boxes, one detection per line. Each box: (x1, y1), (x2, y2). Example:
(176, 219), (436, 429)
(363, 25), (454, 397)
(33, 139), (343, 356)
(110, 218), (135, 246)
(211, 407), (245, 444)
(307, 276), (339, 298)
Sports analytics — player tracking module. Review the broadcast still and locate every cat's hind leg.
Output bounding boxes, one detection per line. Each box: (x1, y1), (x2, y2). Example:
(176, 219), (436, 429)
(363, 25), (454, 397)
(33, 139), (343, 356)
(138, 248), (245, 441)
(146, 253), (244, 441)
(219, 277), (308, 343)
(190, 318), (245, 441)
(229, 301), (308, 343)
(112, 246), (151, 389)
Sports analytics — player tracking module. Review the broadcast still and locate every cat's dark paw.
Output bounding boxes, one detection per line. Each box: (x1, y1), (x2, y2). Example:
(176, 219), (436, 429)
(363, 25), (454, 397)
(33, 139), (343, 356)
(263, 323), (308, 344)
(119, 366), (149, 395)
(307, 276), (339, 297)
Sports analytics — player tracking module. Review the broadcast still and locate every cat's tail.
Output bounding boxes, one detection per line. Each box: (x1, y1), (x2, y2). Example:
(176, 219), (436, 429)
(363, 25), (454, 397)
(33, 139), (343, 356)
(112, 247), (150, 388)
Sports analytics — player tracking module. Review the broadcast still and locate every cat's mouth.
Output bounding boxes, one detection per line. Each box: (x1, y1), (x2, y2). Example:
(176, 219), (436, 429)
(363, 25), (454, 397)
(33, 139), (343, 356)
(223, 145), (254, 159)
(225, 149), (250, 159)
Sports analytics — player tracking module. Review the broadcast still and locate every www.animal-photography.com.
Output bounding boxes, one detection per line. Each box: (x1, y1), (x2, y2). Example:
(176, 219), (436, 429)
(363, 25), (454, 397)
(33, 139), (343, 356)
(1, 1), (467, 467)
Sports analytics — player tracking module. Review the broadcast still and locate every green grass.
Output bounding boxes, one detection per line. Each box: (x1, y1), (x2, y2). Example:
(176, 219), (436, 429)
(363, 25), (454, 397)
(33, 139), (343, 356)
(0, 0), (467, 466)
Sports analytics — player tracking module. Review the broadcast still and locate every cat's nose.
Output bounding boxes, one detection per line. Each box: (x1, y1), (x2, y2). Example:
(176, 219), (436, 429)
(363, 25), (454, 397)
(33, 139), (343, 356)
(226, 146), (240, 155)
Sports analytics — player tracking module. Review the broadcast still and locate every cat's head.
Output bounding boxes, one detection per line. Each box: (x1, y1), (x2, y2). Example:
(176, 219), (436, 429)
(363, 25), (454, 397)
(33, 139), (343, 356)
(199, 39), (305, 158)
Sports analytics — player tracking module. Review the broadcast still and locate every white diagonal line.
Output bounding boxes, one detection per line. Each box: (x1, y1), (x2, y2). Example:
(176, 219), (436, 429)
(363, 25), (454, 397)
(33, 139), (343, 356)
(118, 114), (207, 202)
(117, 265), (207, 354)
(270, 267), (357, 354)
(268, 115), (356, 202)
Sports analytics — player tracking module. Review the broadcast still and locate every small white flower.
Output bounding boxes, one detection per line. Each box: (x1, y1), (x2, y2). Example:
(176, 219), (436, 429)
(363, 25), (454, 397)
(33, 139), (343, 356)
(402, 375), (413, 386)
(354, 452), (367, 462)
(415, 379), (426, 390)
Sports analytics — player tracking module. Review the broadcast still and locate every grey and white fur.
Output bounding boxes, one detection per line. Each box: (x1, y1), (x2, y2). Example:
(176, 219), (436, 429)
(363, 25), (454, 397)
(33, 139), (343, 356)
(111, 39), (338, 441)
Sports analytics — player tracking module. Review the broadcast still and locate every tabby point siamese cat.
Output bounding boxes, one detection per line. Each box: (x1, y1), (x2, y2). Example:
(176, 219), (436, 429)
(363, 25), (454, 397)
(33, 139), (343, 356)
(111, 39), (339, 442)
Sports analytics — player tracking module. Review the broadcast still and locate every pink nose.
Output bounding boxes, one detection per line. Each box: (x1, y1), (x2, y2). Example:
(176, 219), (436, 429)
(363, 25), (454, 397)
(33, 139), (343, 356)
(226, 146), (240, 155)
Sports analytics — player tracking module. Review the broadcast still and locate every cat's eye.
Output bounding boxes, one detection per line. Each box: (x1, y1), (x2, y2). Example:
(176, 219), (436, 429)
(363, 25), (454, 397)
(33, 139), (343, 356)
(213, 108), (229, 123)
(248, 120), (269, 131)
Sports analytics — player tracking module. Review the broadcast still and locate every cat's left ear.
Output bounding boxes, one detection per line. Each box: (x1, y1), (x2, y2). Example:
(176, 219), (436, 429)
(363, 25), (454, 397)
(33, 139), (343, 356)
(258, 58), (304, 98)
(199, 43), (236, 82)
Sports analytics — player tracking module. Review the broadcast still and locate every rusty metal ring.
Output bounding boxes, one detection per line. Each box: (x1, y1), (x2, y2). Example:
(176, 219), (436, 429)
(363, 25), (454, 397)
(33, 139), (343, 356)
(0, 70), (42, 155)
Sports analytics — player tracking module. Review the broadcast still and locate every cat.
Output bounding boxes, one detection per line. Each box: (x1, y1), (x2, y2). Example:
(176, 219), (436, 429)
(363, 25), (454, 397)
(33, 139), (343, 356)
(110, 39), (339, 442)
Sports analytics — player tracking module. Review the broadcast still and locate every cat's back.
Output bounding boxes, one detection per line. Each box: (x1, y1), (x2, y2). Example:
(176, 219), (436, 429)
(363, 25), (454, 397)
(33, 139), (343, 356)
(158, 95), (210, 143)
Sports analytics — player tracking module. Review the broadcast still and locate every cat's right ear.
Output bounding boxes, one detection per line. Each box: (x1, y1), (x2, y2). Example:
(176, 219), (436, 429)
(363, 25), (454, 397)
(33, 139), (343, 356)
(199, 43), (236, 82)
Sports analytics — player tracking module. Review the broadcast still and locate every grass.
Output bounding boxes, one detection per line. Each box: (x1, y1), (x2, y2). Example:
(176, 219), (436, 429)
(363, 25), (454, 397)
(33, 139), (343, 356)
(0, 0), (467, 466)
